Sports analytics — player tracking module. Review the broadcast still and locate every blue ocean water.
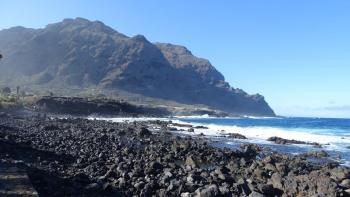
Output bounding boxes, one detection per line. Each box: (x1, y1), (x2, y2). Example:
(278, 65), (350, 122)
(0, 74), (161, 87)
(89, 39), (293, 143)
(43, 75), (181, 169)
(176, 116), (350, 165)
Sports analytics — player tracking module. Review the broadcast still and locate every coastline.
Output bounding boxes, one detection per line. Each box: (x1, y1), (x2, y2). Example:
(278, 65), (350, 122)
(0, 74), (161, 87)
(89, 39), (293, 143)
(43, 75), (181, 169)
(94, 116), (350, 166)
(0, 113), (349, 196)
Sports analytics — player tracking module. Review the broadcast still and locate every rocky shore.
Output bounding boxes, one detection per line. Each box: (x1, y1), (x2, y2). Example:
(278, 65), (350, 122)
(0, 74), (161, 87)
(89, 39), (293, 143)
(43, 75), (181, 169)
(0, 113), (349, 196)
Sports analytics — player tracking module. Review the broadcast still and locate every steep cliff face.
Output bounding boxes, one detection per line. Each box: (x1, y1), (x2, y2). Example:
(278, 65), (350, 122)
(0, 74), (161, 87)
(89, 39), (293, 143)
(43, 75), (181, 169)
(0, 18), (275, 116)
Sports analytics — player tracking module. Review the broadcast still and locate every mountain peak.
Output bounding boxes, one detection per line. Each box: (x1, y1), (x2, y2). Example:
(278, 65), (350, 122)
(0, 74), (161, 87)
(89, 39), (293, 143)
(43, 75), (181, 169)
(45, 17), (125, 38)
(63, 17), (91, 24)
(131, 34), (148, 42)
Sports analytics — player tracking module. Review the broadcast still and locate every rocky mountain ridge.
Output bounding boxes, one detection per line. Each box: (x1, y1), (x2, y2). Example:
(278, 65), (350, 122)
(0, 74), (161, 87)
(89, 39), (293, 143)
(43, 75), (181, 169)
(0, 17), (275, 116)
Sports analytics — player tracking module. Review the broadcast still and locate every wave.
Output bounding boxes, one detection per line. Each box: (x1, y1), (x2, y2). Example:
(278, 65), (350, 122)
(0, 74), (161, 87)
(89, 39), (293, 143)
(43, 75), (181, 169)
(174, 115), (280, 120)
(207, 125), (349, 144)
(170, 119), (350, 150)
(174, 114), (224, 119)
(242, 115), (282, 119)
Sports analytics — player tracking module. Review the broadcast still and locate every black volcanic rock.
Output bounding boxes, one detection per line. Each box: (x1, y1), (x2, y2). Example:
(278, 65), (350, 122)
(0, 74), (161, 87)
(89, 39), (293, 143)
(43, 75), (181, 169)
(0, 115), (348, 196)
(36, 96), (171, 117)
(0, 17), (275, 116)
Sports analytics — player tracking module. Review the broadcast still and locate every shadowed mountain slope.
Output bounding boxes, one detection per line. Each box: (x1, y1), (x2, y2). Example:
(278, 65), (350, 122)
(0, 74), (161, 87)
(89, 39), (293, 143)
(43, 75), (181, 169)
(0, 18), (275, 116)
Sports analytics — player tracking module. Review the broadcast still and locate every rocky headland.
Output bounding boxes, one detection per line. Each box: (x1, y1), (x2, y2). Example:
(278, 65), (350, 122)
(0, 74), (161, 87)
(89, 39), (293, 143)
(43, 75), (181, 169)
(35, 96), (171, 117)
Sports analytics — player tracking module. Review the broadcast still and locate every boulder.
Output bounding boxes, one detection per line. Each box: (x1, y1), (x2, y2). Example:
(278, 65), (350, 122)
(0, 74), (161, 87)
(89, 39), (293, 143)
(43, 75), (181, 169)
(345, 189), (350, 195)
(270, 173), (283, 190)
(137, 127), (152, 137)
(275, 163), (287, 174)
(218, 185), (230, 195)
(185, 155), (198, 168)
(330, 168), (349, 181)
(240, 144), (261, 158)
(249, 191), (265, 197)
(188, 128), (195, 132)
(264, 163), (277, 172)
(226, 133), (247, 139)
(340, 179), (350, 188)
(145, 161), (163, 175)
(85, 183), (101, 192)
(194, 184), (219, 197)
(181, 192), (192, 197)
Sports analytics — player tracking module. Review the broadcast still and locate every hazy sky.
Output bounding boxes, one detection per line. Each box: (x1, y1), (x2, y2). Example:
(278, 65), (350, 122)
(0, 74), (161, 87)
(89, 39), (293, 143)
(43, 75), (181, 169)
(1, 0), (350, 118)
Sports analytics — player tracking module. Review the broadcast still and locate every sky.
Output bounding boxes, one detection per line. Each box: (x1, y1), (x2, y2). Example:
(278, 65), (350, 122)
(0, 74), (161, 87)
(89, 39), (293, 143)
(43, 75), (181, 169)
(1, 0), (350, 118)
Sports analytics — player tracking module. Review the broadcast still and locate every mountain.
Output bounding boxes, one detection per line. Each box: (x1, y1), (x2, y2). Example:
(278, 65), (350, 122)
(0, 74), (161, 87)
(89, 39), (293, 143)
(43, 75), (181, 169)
(0, 17), (275, 116)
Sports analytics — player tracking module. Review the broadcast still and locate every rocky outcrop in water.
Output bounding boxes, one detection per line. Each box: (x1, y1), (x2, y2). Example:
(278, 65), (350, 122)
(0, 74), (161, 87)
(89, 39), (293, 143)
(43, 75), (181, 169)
(267, 136), (322, 147)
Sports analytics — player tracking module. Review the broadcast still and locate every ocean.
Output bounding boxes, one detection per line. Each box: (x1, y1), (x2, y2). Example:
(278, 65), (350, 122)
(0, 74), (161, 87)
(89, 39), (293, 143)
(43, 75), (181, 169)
(92, 116), (350, 166)
(176, 116), (350, 166)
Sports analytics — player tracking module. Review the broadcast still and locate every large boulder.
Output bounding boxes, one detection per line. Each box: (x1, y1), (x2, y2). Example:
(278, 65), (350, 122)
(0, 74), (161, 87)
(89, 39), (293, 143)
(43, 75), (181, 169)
(194, 184), (219, 197)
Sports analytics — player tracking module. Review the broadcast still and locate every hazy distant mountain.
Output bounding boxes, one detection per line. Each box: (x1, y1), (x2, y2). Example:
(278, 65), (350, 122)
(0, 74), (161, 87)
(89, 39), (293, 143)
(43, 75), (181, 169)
(0, 17), (275, 116)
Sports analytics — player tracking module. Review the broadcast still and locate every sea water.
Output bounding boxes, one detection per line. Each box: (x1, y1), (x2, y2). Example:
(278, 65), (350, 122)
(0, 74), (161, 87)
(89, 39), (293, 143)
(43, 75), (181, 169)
(176, 116), (350, 166)
(91, 116), (350, 166)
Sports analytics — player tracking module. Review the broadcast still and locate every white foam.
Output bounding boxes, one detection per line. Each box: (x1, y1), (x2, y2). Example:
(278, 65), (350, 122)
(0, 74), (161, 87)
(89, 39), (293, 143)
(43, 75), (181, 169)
(174, 114), (217, 119)
(206, 124), (350, 144)
(174, 115), (280, 120)
(242, 115), (282, 119)
(170, 119), (350, 151)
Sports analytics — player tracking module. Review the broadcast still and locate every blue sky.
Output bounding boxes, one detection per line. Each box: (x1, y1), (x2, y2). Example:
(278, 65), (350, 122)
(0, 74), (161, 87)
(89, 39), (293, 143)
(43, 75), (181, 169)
(1, 0), (350, 118)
